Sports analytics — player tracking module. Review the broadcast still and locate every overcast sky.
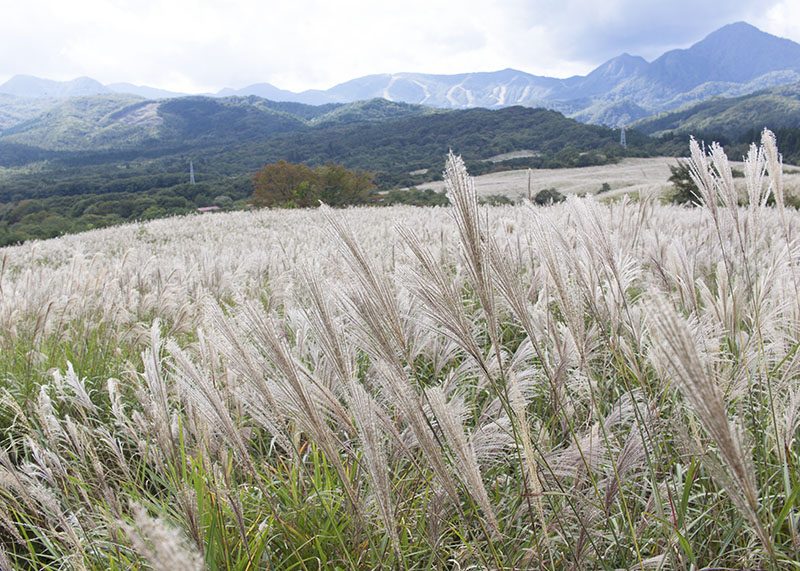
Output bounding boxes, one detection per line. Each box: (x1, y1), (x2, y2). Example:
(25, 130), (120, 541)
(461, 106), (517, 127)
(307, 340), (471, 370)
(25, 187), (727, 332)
(1, 0), (798, 93)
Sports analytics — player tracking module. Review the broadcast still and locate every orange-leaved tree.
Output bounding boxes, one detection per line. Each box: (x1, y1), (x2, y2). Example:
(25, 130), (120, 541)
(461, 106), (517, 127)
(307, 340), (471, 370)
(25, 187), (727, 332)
(252, 161), (318, 208)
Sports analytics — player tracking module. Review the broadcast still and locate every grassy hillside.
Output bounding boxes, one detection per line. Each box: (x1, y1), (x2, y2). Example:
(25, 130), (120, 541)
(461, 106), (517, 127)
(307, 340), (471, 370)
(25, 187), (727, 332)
(0, 142), (798, 569)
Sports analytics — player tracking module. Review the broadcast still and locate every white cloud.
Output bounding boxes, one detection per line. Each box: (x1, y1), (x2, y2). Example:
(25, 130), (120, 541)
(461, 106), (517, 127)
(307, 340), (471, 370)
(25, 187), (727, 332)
(0, 0), (795, 93)
(755, 0), (800, 42)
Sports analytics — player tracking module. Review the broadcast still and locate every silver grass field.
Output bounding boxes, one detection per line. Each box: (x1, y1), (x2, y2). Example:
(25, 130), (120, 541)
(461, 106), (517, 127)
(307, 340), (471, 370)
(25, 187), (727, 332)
(0, 130), (799, 569)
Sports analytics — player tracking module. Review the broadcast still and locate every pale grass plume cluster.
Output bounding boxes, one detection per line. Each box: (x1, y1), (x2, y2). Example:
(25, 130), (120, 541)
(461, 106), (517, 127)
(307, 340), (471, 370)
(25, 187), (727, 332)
(0, 130), (799, 569)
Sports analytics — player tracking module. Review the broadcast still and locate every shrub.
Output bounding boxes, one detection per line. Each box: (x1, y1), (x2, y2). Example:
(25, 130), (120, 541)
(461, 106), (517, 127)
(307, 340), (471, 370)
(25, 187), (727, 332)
(533, 187), (566, 205)
(667, 159), (699, 205)
(480, 194), (514, 206)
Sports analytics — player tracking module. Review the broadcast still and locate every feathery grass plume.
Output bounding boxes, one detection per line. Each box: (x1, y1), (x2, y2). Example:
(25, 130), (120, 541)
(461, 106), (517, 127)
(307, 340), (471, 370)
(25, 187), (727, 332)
(368, 360), (461, 505)
(35, 384), (65, 448)
(167, 333), (256, 475)
(469, 414), (515, 468)
(346, 382), (400, 555)
(425, 386), (499, 534)
(602, 402), (653, 515)
(506, 375), (545, 521)
(297, 269), (355, 388)
(119, 502), (204, 571)
(487, 235), (559, 390)
(762, 128), (784, 211)
(688, 137), (720, 213)
(0, 503), (24, 547)
(399, 226), (488, 376)
(708, 140), (738, 211)
(545, 423), (605, 482)
(763, 128), (800, 307)
(743, 140), (769, 223)
(0, 450), (85, 554)
(443, 151), (499, 351)
(201, 300), (295, 455)
(138, 320), (178, 463)
(645, 294), (770, 554)
(320, 205), (411, 364)
(237, 300), (360, 510)
(52, 362), (97, 417)
(0, 544), (12, 570)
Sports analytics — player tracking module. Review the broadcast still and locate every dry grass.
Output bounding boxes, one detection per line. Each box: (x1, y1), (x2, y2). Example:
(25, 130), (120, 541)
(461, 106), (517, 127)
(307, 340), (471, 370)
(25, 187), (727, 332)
(419, 156), (800, 201)
(0, 132), (799, 569)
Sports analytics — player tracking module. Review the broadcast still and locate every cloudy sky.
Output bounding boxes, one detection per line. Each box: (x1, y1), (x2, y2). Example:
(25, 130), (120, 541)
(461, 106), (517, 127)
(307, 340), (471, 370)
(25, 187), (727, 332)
(1, 0), (798, 93)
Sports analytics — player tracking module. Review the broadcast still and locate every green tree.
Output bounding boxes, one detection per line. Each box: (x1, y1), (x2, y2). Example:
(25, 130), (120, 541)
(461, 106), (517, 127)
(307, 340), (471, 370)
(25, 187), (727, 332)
(667, 160), (699, 205)
(317, 164), (373, 206)
(213, 195), (234, 209)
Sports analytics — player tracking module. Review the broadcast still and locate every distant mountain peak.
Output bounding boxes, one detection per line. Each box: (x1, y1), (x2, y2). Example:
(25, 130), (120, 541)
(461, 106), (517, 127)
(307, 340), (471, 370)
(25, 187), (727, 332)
(709, 21), (760, 34)
(0, 75), (109, 98)
(696, 19), (783, 47)
(647, 20), (800, 91)
(591, 53), (648, 75)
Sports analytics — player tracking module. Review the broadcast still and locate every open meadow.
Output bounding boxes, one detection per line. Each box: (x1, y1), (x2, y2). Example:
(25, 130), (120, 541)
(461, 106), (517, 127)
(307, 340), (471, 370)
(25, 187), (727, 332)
(419, 156), (800, 201)
(0, 133), (799, 569)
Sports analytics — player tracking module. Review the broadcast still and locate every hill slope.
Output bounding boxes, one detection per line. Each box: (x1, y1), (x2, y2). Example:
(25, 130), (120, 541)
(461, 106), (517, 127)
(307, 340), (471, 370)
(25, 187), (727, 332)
(633, 82), (800, 138)
(0, 96), (436, 152)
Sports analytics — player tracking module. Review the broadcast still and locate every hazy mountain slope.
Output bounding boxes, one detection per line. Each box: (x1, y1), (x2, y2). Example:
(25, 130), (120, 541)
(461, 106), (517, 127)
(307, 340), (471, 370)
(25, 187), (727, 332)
(0, 95), (314, 151)
(0, 75), (110, 98)
(217, 82), (313, 101)
(556, 54), (649, 99)
(107, 83), (186, 99)
(0, 94), (61, 130)
(633, 83), (800, 138)
(0, 103), (635, 198)
(0, 96), (439, 153)
(0, 95), (158, 150)
(310, 98), (438, 125)
(571, 99), (650, 126)
(154, 96), (307, 145)
(252, 99), (343, 121)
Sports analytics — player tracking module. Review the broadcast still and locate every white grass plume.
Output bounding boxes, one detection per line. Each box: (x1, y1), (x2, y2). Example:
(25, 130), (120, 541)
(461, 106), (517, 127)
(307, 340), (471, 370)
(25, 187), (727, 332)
(426, 386), (499, 534)
(646, 294), (769, 551)
(119, 502), (204, 571)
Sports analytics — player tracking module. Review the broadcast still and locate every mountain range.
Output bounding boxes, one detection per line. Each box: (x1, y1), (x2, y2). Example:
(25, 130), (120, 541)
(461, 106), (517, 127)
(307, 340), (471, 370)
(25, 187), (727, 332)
(2, 22), (799, 127)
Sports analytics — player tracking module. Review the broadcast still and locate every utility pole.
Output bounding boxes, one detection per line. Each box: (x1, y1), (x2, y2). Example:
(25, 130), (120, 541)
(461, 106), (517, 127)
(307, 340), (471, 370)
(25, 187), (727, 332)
(189, 160), (196, 185)
(620, 126), (627, 148)
(527, 168), (532, 201)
